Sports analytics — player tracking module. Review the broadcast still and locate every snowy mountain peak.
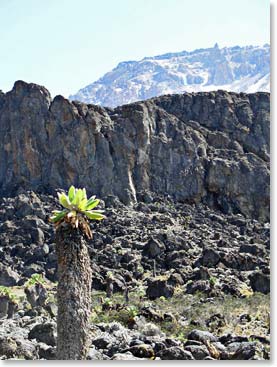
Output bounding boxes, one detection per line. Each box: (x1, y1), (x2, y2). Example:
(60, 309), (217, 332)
(69, 44), (270, 107)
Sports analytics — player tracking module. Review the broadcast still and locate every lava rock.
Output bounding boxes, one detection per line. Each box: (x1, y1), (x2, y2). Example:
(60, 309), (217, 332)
(239, 243), (265, 256)
(45, 302), (58, 318)
(0, 336), (18, 358)
(37, 343), (56, 360)
(143, 238), (166, 258)
(249, 271), (270, 294)
(16, 338), (38, 360)
(28, 322), (56, 346)
(111, 352), (145, 360)
(0, 265), (19, 286)
(92, 334), (112, 350)
(228, 341), (260, 360)
(201, 248), (221, 267)
(187, 329), (218, 343)
(186, 280), (211, 294)
(146, 278), (174, 300)
(219, 334), (249, 345)
(158, 346), (194, 360)
(87, 347), (106, 360)
(184, 344), (210, 359)
(33, 244), (49, 260)
(127, 344), (155, 359)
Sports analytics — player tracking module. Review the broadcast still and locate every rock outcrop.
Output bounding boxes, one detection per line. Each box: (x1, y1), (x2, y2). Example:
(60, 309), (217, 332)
(0, 81), (270, 221)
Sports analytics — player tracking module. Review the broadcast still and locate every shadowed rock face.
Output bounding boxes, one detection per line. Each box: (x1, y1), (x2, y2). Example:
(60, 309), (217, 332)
(0, 81), (270, 220)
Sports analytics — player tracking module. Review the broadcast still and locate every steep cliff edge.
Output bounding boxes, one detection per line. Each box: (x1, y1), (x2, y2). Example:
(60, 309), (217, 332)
(0, 81), (269, 220)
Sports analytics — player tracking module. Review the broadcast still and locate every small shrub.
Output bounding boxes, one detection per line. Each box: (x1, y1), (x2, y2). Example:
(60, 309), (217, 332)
(209, 277), (217, 287)
(24, 273), (46, 288)
(0, 286), (18, 303)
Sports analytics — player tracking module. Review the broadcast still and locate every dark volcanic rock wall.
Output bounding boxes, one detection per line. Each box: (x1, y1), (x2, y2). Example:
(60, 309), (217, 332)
(0, 81), (270, 220)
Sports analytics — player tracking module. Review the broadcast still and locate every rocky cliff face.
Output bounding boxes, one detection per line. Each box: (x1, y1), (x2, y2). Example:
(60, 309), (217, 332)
(69, 44), (270, 107)
(0, 81), (270, 221)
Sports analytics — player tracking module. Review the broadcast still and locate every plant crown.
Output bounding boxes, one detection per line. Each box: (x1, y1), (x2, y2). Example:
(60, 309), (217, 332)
(49, 185), (105, 238)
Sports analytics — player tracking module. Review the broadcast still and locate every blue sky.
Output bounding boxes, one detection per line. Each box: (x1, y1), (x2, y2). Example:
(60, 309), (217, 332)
(0, 0), (270, 97)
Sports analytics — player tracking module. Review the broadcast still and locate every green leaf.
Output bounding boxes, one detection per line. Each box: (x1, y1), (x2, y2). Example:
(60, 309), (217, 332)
(68, 186), (76, 202)
(79, 198), (88, 211)
(85, 198), (100, 210)
(84, 210), (106, 220)
(82, 188), (87, 201)
(25, 273), (46, 288)
(50, 210), (67, 223)
(87, 195), (96, 202)
(52, 210), (63, 215)
(58, 192), (71, 209)
(72, 188), (83, 206)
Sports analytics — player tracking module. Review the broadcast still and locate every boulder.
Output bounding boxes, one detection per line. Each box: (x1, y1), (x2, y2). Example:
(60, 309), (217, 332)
(228, 341), (261, 360)
(87, 348), (106, 360)
(184, 344), (210, 359)
(186, 280), (211, 294)
(38, 343), (56, 360)
(15, 338), (38, 360)
(249, 271), (270, 294)
(143, 238), (165, 258)
(239, 243), (265, 256)
(201, 248), (220, 267)
(0, 336), (17, 358)
(127, 344), (155, 359)
(187, 329), (218, 343)
(92, 334), (113, 350)
(111, 352), (145, 360)
(0, 265), (19, 286)
(158, 346), (194, 360)
(7, 300), (18, 319)
(28, 322), (56, 346)
(146, 278), (174, 300)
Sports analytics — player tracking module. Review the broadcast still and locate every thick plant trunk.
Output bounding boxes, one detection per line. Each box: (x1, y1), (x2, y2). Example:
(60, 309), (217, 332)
(56, 223), (92, 360)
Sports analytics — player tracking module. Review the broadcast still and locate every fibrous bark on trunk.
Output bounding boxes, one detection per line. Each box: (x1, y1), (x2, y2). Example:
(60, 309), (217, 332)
(56, 223), (92, 360)
(0, 295), (9, 318)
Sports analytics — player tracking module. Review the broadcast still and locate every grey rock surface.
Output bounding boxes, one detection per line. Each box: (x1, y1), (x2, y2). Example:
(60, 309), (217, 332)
(184, 344), (210, 359)
(0, 190), (270, 299)
(28, 322), (56, 346)
(0, 81), (269, 221)
(0, 265), (19, 286)
(0, 296), (270, 361)
(187, 329), (218, 343)
(158, 346), (194, 360)
(146, 277), (175, 300)
(249, 271), (270, 294)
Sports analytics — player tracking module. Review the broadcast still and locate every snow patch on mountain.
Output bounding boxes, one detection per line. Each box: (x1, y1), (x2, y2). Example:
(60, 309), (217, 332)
(69, 44), (270, 107)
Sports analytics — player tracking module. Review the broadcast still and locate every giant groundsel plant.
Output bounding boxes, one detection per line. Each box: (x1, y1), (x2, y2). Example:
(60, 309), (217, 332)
(50, 186), (105, 238)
